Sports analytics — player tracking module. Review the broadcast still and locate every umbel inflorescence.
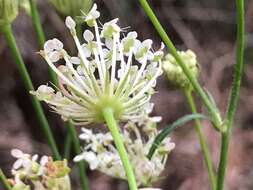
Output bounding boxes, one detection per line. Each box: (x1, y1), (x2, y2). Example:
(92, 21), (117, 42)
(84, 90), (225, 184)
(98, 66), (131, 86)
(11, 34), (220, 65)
(31, 3), (164, 125)
(8, 149), (71, 190)
(74, 117), (175, 187)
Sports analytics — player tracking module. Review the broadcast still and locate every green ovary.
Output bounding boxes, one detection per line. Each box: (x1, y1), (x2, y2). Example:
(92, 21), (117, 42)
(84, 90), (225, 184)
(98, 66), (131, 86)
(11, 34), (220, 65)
(93, 95), (124, 123)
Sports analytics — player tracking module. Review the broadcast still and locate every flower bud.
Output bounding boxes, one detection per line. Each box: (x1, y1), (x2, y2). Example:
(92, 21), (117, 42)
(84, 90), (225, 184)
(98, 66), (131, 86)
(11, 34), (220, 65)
(0, 0), (18, 27)
(12, 182), (30, 190)
(49, 0), (92, 18)
(19, 0), (31, 16)
(162, 50), (199, 90)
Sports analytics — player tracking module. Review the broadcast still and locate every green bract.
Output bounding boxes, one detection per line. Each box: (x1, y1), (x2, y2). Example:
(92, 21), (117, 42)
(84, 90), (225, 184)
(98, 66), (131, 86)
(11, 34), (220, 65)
(0, 0), (18, 27)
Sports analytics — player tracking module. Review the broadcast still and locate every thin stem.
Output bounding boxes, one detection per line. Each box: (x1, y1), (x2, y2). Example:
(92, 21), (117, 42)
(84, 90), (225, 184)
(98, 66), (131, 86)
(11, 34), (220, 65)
(102, 108), (138, 190)
(28, 0), (58, 85)
(184, 90), (216, 190)
(216, 0), (245, 189)
(1, 24), (61, 160)
(64, 125), (72, 159)
(67, 123), (89, 190)
(76, 22), (83, 40)
(0, 169), (11, 190)
(138, 0), (222, 130)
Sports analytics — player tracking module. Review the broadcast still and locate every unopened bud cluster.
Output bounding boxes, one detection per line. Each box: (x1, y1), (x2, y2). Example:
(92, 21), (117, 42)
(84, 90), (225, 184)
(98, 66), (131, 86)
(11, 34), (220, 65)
(49, 0), (92, 17)
(162, 50), (199, 89)
(0, 0), (18, 27)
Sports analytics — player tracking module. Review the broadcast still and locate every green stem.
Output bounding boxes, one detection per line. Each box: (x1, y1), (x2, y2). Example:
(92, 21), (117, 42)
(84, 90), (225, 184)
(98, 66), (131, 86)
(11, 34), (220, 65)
(76, 22), (83, 41)
(28, 0), (58, 85)
(1, 24), (61, 160)
(0, 169), (11, 190)
(138, 0), (222, 130)
(63, 124), (72, 159)
(185, 90), (216, 190)
(102, 108), (138, 190)
(67, 123), (89, 190)
(216, 1), (245, 189)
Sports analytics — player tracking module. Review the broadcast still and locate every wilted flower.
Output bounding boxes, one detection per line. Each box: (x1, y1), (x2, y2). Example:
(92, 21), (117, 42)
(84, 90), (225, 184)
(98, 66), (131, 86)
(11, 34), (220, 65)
(9, 149), (71, 190)
(31, 4), (163, 125)
(162, 50), (199, 89)
(0, 0), (18, 26)
(74, 119), (175, 187)
(49, 0), (92, 18)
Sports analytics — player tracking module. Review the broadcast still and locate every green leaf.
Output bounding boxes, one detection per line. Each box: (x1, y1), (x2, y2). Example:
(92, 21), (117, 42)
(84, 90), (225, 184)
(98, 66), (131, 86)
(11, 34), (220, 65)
(147, 113), (208, 160)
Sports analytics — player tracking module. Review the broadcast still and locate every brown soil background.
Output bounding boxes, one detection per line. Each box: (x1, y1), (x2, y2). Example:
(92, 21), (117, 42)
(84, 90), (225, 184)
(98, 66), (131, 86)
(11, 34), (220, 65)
(0, 0), (253, 189)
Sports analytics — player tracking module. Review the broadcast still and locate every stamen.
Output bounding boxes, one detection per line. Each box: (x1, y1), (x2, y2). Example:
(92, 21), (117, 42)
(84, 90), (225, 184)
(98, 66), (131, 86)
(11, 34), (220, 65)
(44, 54), (96, 105)
(94, 22), (106, 80)
(109, 34), (118, 96)
(63, 51), (95, 96)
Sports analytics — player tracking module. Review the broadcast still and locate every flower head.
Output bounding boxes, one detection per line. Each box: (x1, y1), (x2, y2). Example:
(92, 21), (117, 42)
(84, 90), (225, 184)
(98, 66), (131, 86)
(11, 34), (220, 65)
(9, 149), (71, 190)
(162, 50), (199, 89)
(74, 119), (175, 187)
(0, 0), (18, 26)
(49, 0), (92, 18)
(31, 4), (163, 126)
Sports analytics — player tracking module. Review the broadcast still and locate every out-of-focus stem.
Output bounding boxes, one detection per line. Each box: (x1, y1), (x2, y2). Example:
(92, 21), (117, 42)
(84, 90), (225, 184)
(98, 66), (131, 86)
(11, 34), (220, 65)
(0, 169), (11, 190)
(184, 90), (216, 190)
(216, 0), (245, 189)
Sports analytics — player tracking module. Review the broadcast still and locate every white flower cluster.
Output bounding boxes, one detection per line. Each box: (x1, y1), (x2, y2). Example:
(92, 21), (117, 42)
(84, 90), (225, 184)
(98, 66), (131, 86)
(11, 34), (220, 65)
(162, 50), (198, 89)
(9, 149), (71, 190)
(31, 3), (164, 125)
(74, 118), (175, 187)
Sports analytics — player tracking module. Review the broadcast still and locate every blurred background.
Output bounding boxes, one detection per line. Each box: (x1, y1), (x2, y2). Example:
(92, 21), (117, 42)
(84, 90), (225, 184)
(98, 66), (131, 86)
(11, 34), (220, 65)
(0, 0), (253, 189)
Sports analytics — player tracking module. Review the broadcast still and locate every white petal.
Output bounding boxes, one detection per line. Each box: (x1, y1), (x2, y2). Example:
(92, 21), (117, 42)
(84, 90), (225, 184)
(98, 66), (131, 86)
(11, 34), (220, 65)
(48, 51), (61, 62)
(81, 45), (92, 57)
(81, 128), (92, 134)
(44, 40), (55, 53)
(52, 38), (63, 50)
(83, 152), (98, 169)
(142, 39), (153, 49)
(40, 156), (49, 166)
(70, 57), (81, 65)
(150, 116), (162, 123)
(79, 133), (91, 141)
(146, 51), (154, 60)
(127, 31), (138, 39)
(13, 159), (23, 169)
(65, 16), (76, 30)
(105, 38), (113, 49)
(37, 85), (55, 94)
(11, 149), (24, 158)
(73, 154), (85, 162)
(23, 159), (31, 172)
(83, 30), (94, 42)
(32, 154), (38, 161)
